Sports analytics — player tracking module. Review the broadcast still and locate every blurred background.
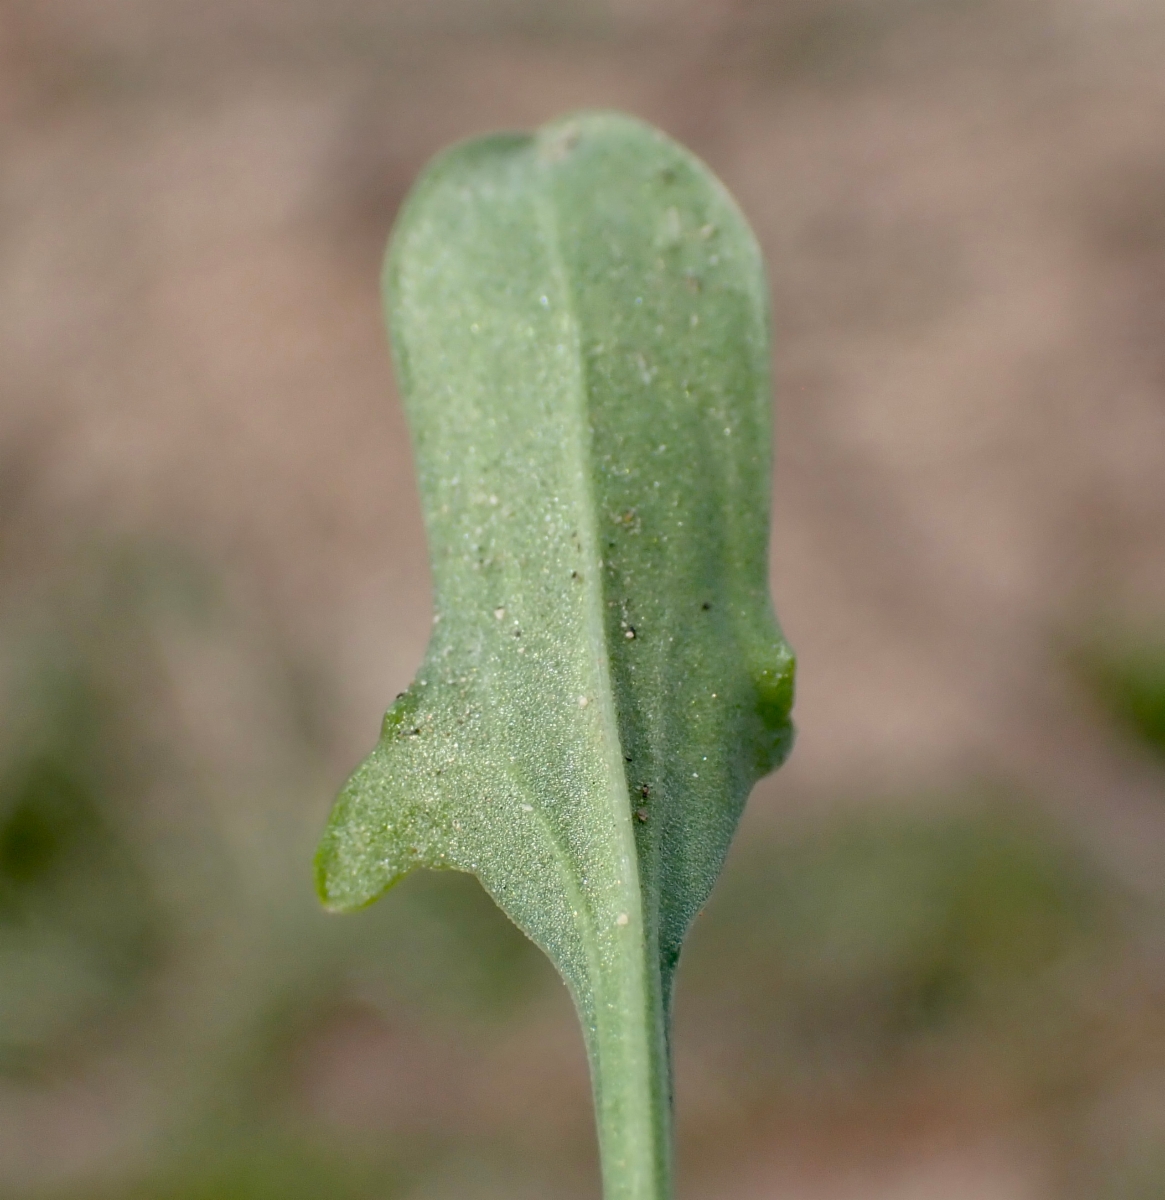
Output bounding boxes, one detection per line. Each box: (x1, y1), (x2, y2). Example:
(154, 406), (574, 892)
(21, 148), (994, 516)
(2, 0), (1164, 1196)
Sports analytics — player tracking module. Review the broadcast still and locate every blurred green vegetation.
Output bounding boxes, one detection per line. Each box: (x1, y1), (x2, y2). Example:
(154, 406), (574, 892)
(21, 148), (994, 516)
(1105, 1143), (1165, 1200)
(683, 798), (1115, 1050)
(1, 542), (1163, 1199)
(68, 1142), (395, 1200)
(673, 795), (1127, 1140)
(0, 709), (159, 1070)
(0, 541), (554, 1198)
(0, 550), (189, 1072)
(1073, 629), (1165, 761)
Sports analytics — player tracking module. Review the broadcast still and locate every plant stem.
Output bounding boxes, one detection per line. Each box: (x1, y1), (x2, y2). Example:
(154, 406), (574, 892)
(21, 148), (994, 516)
(583, 925), (673, 1200)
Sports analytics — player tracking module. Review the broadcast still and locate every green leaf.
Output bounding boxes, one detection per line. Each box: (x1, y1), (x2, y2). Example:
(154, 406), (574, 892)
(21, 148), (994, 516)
(315, 110), (794, 1200)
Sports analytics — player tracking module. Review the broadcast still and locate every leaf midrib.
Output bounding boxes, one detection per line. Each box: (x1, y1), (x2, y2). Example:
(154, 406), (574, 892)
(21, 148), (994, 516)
(533, 146), (644, 957)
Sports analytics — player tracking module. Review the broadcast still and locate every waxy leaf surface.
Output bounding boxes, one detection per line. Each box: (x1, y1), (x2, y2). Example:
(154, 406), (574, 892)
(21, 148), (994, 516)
(316, 111), (794, 1200)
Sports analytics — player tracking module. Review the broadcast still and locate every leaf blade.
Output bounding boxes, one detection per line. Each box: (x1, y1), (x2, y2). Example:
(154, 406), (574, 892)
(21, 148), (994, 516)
(316, 111), (795, 1200)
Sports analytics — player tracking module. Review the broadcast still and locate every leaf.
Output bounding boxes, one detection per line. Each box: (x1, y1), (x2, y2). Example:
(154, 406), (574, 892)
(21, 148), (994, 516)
(315, 111), (795, 1200)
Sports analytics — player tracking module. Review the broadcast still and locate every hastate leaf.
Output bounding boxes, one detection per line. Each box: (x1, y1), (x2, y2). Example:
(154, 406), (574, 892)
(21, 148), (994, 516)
(315, 111), (794, 1200)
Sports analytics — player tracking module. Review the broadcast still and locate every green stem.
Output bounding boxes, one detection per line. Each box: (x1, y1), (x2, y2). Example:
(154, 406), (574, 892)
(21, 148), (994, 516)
(584, 931), (673, 1200)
